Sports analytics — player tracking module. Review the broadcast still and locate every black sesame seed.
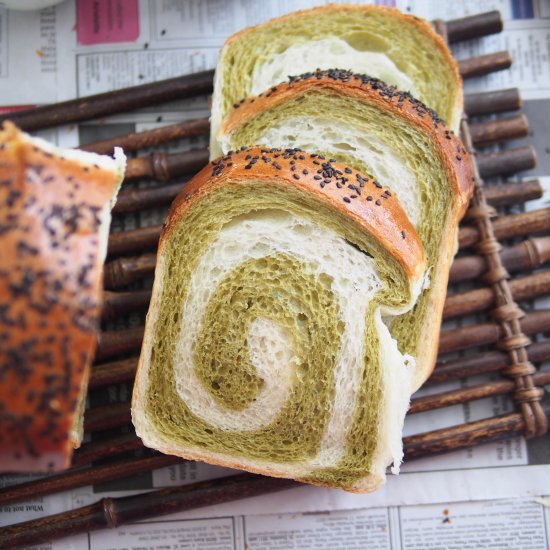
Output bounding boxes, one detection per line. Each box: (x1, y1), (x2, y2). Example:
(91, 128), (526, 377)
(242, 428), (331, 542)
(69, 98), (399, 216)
(303, 169), (308, 175)
(345, 167), (352, 174)
(343, 197), (351, 203)
(375, 199), (381, 206)
(367, 196), (373, 201)
(401, 231), (406, 239)
(293, 174), (300, 180)
(456, 155), (462, 161)
(314, 175), (322, 180)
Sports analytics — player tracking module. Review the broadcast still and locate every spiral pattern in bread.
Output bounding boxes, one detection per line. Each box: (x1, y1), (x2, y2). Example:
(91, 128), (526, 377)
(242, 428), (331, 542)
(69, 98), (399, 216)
(132, 147), (426, 492)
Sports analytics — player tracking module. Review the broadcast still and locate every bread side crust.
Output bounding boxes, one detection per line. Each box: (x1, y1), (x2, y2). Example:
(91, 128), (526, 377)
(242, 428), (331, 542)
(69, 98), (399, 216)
(216, 3), (462, 128)
(0, 122), (125, 472)
(132, 146), (426, 493)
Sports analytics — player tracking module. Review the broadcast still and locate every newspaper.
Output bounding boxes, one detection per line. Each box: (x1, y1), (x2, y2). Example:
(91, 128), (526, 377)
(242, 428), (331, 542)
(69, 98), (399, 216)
(1, 0), (550, 548)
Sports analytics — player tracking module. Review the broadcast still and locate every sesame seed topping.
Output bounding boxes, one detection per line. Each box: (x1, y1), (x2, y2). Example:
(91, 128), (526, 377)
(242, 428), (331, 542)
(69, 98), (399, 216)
(343, 197), (351, 203)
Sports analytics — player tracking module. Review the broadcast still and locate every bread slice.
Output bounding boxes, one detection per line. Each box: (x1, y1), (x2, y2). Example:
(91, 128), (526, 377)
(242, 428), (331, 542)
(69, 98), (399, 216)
(132, 147), (426, 492)
(218, 71), (474, 390)
(210, 4), (462, 157)
(0, 122), (126, 472)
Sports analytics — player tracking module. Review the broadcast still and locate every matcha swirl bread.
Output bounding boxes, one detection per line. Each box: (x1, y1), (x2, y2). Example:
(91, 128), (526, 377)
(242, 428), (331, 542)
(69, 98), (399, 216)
(210, 3), (462, 157)
(217, 71), (474, 390)
(132, 147), (426, 492)
(0, 122), (125, 472)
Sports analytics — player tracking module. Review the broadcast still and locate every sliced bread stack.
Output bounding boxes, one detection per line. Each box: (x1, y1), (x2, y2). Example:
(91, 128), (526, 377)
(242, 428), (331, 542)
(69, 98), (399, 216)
(132, 4), (474, 492)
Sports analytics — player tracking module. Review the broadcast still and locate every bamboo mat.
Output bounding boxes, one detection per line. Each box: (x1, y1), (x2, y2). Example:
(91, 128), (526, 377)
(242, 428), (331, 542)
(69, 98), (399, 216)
(0, 9), (549, 548)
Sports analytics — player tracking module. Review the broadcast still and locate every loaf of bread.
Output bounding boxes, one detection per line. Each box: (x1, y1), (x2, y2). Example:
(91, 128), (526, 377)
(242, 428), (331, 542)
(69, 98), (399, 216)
(0, 122), (125, 472)
(210, 3), (462, 157)
(132, 147), (427, 492)
(217, 70), (474, 389)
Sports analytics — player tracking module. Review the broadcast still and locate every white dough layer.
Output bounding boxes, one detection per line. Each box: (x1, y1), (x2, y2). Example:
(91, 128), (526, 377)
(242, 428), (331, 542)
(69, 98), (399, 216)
(250, 37), (418, 99)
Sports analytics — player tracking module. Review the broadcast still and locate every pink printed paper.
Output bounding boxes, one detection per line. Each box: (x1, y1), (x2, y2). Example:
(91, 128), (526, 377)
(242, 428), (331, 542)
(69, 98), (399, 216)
(77, 0), (140, 45)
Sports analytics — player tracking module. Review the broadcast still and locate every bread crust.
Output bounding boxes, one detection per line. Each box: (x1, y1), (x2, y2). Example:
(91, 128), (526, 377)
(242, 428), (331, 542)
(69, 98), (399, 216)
(165, 147), (425, 285)
(219, 3), (463, 129)
(0, 122), (124, 472)
(221, 72), (473, 218)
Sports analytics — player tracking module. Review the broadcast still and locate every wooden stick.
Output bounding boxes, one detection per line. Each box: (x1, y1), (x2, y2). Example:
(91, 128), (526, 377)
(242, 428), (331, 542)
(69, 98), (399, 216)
(104, 253), (157, 288)
(101, 182), (543, 289)
(94, 310), (550, 365)
(439, 309), (550, 355)
(444, 270), (550, 319)
(117, 144), (534, 187)
(402, 408), (540, 460)
(95, 327), (144, 362)
(459, 207), (550, 249)
(72, 433), (143, 467)
(458, 51), (512, 79)
(84, 112), (523, 160)
(124, 149), (209, 181)
(107, 225), (161, 256)
(84, 401), (131, 433)
(0, 70), (215, 132)
(113, 181), (187, 215)
(89, 333), (550, 396)
(410, 371), (550, 415)
(0, 49), (509, 137)
(101, 289), (151, 320)
(89, 357), (139, 390)
(112, 174), (539, 223)
(107, 205), (550, 261)
(84, 350), (550, 436)
(446, 11), (503, 43)
(430, 340), (550, 384)
(477, 145), (537, 178)
(4, 407), (547, 548)
(450, 237), (550, 283)
(470, 114), (529, 147)
(0, 474), (299, 548)
(0, 455), (181, 507)
(81, 118), (209, 155)
(483, 179), (542, 207)
(464, 89), (522, 117)
(101, 267), (550, 325)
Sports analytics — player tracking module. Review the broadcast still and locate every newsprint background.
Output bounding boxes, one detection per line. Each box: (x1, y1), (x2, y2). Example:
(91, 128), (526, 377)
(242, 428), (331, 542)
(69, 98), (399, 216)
(1, 0), (550, 548)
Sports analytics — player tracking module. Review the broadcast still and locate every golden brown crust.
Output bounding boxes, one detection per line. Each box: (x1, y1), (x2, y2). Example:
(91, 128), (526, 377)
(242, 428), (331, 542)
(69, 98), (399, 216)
(0, 122), (122, 472)
(166, 146), (425, 284)
(221, 71), (474, 218)
(221, 3), (463, 125)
